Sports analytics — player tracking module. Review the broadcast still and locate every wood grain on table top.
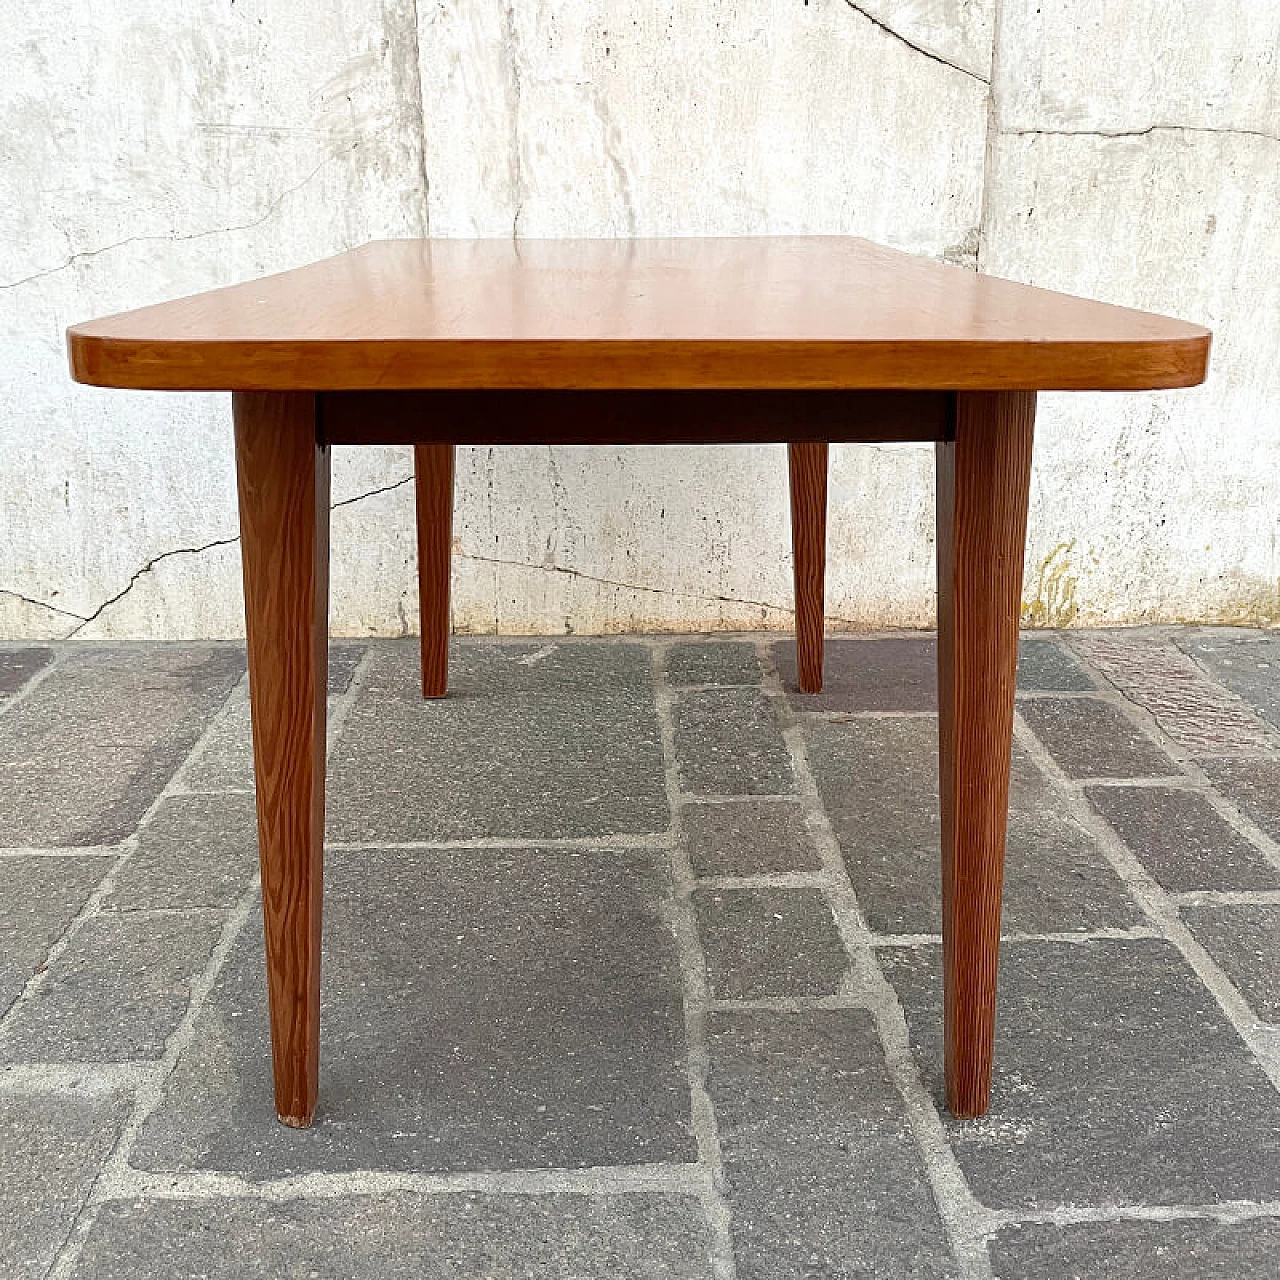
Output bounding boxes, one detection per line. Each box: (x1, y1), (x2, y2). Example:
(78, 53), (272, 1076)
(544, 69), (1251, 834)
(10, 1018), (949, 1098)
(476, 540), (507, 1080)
(67, 237), (1210, 393)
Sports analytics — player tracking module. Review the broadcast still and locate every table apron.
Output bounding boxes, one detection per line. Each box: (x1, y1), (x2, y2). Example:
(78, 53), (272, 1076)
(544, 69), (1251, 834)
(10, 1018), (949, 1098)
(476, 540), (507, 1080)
(317, 389), (955, 447)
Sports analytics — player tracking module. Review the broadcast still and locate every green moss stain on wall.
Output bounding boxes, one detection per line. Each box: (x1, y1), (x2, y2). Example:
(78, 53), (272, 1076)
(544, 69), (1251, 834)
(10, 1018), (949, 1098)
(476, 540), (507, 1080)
(1023, 540), (1080, 629)
(1181, 575), (1280, 628)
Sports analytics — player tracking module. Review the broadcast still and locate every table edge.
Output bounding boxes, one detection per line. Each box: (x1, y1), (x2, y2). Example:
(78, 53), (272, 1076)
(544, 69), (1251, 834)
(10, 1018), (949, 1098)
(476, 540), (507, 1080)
(66, 332), (1212, 393)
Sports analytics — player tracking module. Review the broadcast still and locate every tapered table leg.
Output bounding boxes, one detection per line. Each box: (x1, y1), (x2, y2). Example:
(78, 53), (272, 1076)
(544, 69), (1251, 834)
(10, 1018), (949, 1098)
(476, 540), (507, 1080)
(234, 392), (330, 1128)
(788, 442), (828, 694)
(415, 443), (455, 699)
(935, 391), (1035, 1118)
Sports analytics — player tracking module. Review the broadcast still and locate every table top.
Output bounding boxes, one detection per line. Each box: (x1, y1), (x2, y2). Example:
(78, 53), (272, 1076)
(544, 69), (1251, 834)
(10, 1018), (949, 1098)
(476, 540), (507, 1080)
(67, 237), (1210, 393)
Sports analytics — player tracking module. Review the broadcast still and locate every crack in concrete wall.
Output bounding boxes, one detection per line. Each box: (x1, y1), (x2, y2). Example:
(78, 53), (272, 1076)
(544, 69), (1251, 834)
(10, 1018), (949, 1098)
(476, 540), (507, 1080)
(456, 549), (865, 627)
(403, 0), (432, 234)
(0, 588), (87, 624)
(502, 0), (526, 238)
(64, 536), (244, 637)
(975, 0), (1005, 273)
(330, 474), (413, 511)
(459, 548), (792, 616)
(1003, 124), (1280, 146)
(587, 85), (637, 235)
(0, 155), (344, 292)
(840, 1), (990, 83)
(3, 477), (418, 641)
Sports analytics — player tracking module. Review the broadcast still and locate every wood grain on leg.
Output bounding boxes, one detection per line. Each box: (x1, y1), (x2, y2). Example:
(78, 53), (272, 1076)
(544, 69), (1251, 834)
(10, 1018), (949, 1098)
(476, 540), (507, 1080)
(788, 442), (828, 694)
(935, 391), (1035, 1119)
(414, 443), (454, 698)
(234, 391), (330, 1128)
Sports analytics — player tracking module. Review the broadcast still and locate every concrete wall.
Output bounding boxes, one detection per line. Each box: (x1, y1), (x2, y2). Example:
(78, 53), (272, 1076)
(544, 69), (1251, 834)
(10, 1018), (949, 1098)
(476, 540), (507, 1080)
(2, 2), (1277, 640)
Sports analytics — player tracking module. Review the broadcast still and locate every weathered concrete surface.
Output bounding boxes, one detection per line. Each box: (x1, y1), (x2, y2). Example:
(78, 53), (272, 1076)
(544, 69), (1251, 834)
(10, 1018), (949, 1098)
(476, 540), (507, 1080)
(0, 1), (427, 640)
(2, 2), (1276, 639)
(986, 0), (1280, 628)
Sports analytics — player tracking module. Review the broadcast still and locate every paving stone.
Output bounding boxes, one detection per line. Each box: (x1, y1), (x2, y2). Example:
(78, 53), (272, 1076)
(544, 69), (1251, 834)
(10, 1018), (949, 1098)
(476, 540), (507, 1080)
(1182, 903), (1280, 1022)
(1018, 697), (1177, 778)
(991, 1218), (1280, 1280)
(0, 646), (53, 698)
(326, 642), (366, 696)
(666, 641), (761, 686)
(1200, 757), (1280, 844)
(0, 856), (110, 1017)
(693, 888), (847, 999)
(0, 646), (244, 845)
(72, 1193), (714, 1280)
(775, 635), (937, 712)
(0, 912), (223, 1061)
(1072, 633), (1276, 755)
(133, 846), (692, 1175)
(706, 1009), (957, 1280)
(0, 1090), (132, 1280)
(778, 635), (1093, 710)
(179, 646), (366, 794)
(103, 793), (259, 911)
(177, 681), (254, 792)
(682, 799), (822, 876)
(1015, 636), (1094, 691)
(1085, 785), (1279, 892)
(674, 687), (793, 795)
(881, 939), (1280, 1208)
(1176, 629), (1280, 733)
(805, 716), (1141, 935)
(327, 641), (669, 840)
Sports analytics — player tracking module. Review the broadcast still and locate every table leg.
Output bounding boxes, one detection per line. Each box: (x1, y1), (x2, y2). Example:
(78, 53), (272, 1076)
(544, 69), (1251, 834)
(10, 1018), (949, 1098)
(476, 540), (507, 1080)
(233, 392), (330, 1128)
(788, 442), (828, 693)
(414, 443), (455, 698)
(935, 391), (1035, 1118)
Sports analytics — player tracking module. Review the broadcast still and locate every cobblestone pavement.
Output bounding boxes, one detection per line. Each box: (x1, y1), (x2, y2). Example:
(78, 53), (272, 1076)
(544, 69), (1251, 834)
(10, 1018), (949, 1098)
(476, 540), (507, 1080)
(1, 630), (1279, 1278)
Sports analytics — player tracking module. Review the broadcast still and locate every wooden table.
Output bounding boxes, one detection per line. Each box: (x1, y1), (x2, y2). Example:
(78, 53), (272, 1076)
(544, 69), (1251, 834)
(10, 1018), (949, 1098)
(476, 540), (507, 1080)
(67, 238), (1210, 1129)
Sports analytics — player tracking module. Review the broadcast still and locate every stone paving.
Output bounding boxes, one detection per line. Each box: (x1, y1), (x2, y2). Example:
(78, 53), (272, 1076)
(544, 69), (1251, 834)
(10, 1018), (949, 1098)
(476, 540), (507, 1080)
(0, 629), (1279, 1278)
